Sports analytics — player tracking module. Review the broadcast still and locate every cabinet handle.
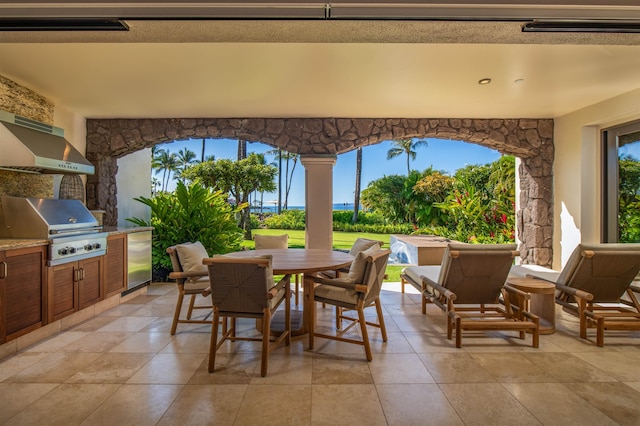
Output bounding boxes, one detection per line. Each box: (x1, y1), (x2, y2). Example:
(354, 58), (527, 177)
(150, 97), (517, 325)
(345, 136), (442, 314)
(81, 268), (85, 281)
(0, 261), (7, 278)
(74, 268), (80, 282)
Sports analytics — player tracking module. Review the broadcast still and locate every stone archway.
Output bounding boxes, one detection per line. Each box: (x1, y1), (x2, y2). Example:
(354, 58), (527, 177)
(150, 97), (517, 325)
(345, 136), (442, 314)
(86, 117), (553, 266)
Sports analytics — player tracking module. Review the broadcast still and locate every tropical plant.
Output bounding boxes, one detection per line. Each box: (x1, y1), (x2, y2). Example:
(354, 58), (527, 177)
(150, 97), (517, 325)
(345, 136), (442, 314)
(266, 148), (298, 210)
(127, 181), (244, 276)
(386, 138), (428, 175)
(412, 170), (456, 226)
(618, 154), (640, 242)
(181, 153), (278, 239)
(361, 174), (408, 224)
(174, 148), (197, 181)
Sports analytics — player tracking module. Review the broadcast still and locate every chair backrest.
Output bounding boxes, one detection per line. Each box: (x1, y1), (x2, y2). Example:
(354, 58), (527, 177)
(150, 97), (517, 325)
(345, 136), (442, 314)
(438, 243), (518, 304)
(204, 255), (275, 314)
(255, 234), (289, 250)
(362, 249), (391, 305)
(349, 238), (384, 256)
(557, 243), (640, 302)
(167, 241), (209, 279)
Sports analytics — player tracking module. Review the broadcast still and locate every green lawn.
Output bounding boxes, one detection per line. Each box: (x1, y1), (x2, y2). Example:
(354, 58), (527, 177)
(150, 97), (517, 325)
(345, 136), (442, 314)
(247, 228), (404, 282)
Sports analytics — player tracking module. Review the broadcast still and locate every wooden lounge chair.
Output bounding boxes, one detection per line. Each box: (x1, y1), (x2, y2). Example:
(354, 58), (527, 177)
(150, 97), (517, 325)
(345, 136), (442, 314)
(203, 255), (291, 377)
(402, 243), (539, 348)
(511, 243), (640, 347)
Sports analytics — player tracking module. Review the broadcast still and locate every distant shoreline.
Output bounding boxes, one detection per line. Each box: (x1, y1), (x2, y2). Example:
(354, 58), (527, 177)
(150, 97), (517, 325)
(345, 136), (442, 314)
(251, 203), (356, 212)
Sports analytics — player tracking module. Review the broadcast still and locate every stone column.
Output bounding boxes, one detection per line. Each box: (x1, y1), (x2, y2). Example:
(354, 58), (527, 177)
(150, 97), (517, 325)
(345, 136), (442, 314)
(301, 155), (336, 250)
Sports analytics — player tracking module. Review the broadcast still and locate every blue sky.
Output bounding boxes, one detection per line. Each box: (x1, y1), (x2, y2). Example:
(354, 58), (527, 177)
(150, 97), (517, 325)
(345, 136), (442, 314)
(158, 138), (501, 206)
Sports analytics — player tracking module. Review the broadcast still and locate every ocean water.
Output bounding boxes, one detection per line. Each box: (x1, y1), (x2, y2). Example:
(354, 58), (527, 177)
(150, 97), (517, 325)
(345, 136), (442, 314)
(252, 203), (355, 212)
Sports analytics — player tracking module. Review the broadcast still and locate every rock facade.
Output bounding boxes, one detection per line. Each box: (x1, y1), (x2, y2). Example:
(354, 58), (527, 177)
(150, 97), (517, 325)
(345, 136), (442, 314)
(86, 117), (554, 266)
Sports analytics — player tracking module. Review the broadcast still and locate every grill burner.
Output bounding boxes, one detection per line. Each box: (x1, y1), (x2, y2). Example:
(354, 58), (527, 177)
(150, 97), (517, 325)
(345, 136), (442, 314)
(0, 196), (108, 265)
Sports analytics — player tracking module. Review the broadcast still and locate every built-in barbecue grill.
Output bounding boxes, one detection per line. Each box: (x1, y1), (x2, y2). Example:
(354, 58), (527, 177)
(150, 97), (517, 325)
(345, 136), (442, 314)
(0, 196), (107, 266)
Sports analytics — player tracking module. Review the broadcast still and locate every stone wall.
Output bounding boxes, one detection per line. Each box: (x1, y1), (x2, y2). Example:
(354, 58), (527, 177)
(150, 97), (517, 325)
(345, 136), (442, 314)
(87, 117), (554, 266)
(0, 75), (55, 198)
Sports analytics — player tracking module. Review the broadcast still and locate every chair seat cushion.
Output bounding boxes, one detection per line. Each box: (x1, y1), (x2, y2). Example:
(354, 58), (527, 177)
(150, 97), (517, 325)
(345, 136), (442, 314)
(176, 241), (209, 274)
(403, 265), (441, 287)
(315, 281), (358, 305)
(509, 264), (559, 283)
(184, 276), (210, 293)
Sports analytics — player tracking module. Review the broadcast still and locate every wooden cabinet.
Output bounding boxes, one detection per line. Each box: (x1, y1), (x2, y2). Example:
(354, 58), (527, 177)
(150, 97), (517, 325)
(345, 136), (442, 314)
(47, 256), (103, 322)
(0, 245), (47, 343)
(104, 233), (127, 298)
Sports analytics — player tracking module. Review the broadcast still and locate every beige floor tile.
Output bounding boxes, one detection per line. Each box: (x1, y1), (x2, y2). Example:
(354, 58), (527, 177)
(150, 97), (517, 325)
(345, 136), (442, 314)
(127, 303), (177, 317)
(139, 316), (178, 333)
(97, 315), (158, 332)
(369, 353), (435, 384)
(157, 384), (247, 425)
(108, 331), (175, 353)
(311, 384), (387, 426)
(388, 313), (447, 334)
(572, 351), (640, 381)
(24, 331), (89, 353)
(569, 382), (640, 426)
(189, 353), (260, 384)
(4, 383), (120, 426)
(121, 294), (161, 304)
(65, 352), (154, 383)
(127, 352), (205, 384)
(67, 315), (120, 332)
(235, 384), (311, 425)
(403, 331), (459, 353)
(61, 331), (133, 353)
(312, 356), (373, 384)
(0, 383), (58, 423)
(469, 352), (558, 383)
(8, 352), (102, 383)
(377, 383), (464, 425)
(250, 352), (313, 384)
(369, 331), (416, 354)
(440, 383), (542, 426)
(419, 352), (495, 383)
(0, 352), (50, 382)
(80, 384), (182, 426)
(625, 381), (640, 392)
(96, 303), (145, 317)
(522, 352), (617, 382)
(502, 382), (618, 425)
(159, 331), (211, 354)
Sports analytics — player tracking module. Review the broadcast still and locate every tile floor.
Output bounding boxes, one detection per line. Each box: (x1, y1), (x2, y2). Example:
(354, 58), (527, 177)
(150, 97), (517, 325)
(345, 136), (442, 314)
(1, 282), (639, 425)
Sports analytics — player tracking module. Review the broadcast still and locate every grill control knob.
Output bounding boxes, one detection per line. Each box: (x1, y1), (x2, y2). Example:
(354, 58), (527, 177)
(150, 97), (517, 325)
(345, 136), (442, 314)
(84, 244), (93, 251)
(69, 247), (76, 254)
(58, 248), (69, 255)
(93, 243), (101, 250)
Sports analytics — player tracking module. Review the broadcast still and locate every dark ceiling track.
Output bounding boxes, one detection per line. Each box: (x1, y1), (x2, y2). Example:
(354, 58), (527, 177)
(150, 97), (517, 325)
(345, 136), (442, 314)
(522, 20), (640, 33)
(0, 19), (129, 31)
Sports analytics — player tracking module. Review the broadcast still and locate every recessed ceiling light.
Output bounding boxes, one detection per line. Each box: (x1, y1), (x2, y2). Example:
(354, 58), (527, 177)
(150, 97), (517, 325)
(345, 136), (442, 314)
(478, 78), (492, 85)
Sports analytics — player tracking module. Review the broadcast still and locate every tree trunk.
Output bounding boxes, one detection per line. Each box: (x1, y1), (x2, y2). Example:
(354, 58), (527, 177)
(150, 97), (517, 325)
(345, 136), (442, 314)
(237, 139), (247, 160)
(283, 152), (290, 209)
(200, 138), (206, 162)
(353, 147), (362, 224)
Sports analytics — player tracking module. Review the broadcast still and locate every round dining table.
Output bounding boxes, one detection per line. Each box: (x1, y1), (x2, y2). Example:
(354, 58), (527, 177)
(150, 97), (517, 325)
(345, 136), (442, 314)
(225, 248), (354, 335)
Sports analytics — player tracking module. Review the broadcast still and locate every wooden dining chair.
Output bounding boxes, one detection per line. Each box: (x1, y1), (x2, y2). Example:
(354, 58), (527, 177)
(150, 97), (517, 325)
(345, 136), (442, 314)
(254, 233), (301, 305)
(204, 255), (291, 377)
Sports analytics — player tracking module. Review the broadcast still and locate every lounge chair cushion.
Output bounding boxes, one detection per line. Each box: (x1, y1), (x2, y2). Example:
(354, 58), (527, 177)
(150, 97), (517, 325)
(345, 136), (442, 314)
(175, 241), (209, 277)
(349, 238), (382, 256)
(403, 265), (441, 287)
(509, 264), (560, 283)
(348, 244), (381, 283)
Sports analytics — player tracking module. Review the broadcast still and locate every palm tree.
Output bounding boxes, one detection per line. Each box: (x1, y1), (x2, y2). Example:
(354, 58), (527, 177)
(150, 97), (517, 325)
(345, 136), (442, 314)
(352, 147), (363, 224)
(175, 148), (197, 181)
(152, 148), (178, 192)
(266, 148), (298, 210)
(386, 138), (428, 175)
(237, 139), (247, 160)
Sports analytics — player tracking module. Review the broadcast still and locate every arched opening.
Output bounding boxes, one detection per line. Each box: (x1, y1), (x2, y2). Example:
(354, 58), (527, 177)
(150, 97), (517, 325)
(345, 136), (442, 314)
(86, 117), (553, 266)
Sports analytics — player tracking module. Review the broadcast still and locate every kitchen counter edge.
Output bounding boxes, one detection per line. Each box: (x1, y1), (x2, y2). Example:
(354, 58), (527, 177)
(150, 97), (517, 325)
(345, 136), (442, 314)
(0, 227), (153, 251)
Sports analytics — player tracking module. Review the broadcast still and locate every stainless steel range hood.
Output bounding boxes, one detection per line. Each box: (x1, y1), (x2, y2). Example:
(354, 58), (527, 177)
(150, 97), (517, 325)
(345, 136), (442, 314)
(0, 110), (94, 175)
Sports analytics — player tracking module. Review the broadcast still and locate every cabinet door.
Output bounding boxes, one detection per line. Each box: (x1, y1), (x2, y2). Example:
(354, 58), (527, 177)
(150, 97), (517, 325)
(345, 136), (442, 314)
(78, 256), (102, 310)
(0, 246), (46, 343)
(104, 234), (127, 298)
(48, 262), (77, 322)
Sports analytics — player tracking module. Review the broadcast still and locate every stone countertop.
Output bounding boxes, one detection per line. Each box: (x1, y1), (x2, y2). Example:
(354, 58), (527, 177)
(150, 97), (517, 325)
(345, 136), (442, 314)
(0, 226), (153, 251)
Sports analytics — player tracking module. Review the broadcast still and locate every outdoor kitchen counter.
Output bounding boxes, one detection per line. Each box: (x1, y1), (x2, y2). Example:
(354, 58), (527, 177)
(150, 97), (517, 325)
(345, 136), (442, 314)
(0, 227), (152, 251)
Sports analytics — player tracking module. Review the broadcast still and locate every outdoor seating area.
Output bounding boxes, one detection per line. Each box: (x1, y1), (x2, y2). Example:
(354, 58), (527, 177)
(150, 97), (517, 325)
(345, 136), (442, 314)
(1, 277), (639, 424)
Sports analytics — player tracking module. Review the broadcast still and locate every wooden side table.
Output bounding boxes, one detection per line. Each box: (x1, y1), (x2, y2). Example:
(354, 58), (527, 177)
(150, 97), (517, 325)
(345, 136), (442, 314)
(507, 277), (556, 335)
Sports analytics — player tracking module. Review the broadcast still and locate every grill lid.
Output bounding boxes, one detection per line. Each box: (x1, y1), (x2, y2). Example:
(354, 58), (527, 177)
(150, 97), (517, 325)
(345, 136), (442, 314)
(0, 196), (99, 238)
